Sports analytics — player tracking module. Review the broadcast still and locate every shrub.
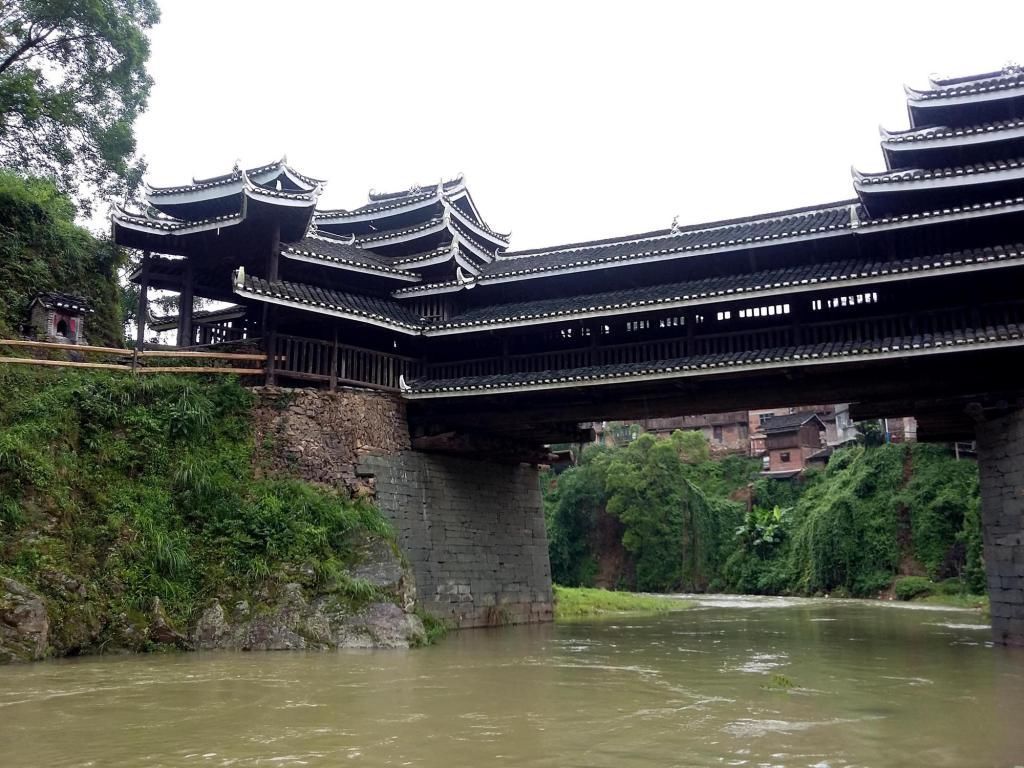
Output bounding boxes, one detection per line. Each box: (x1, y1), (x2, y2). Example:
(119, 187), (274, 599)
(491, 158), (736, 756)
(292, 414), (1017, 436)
(894, 576), (935, 601)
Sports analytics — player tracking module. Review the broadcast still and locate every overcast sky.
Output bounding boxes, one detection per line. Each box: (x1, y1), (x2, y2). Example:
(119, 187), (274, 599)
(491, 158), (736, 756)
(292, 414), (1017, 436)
(135, 1), (1024, 250)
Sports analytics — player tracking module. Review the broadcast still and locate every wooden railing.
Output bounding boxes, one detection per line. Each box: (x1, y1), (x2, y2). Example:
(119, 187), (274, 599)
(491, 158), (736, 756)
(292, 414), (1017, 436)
(423, 300), (1024, 382)
(0, 339), (268, 375)
(274, 334), (424, 392)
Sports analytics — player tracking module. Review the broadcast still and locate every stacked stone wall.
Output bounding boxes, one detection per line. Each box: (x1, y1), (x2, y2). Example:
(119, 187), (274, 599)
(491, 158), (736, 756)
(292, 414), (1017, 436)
(249, 387), (553, 628)
(250, 386), (410, 494)
(359, 452), (553, 628)
(975, 409), (1024, 647)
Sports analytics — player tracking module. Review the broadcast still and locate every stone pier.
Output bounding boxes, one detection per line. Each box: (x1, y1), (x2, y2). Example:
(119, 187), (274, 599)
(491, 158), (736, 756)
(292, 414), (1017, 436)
(250, 387), (553, 629)
(975, 409), (1024, 647)
(359, 452), (553, 627)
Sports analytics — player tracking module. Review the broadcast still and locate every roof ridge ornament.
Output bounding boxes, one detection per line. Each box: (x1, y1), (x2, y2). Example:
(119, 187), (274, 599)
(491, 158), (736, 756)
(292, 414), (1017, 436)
(456, 266), (477, 289)
(1004, 61), (1023, 76)
(849, 204), (861, 229)
(233, 266), (245, 288)
(399, 374), (411, 394)
(670, 215), (680, 234)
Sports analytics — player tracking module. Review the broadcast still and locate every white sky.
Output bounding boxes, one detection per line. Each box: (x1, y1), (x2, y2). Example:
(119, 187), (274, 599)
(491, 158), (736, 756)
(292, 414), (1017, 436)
(135, 0), (1024, 250)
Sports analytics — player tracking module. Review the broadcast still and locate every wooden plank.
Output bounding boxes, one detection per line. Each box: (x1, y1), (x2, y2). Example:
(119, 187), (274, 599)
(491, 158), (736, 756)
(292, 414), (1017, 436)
(137, 366), (265, 375)
(0, 357), (132, 371)
(0, 339), (131, 356)
(139, 350), (268, 361)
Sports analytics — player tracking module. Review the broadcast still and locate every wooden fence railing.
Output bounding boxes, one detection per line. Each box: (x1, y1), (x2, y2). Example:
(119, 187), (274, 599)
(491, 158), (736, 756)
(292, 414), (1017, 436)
(274, 333), (423, 392)
(0, 339), (268, 375)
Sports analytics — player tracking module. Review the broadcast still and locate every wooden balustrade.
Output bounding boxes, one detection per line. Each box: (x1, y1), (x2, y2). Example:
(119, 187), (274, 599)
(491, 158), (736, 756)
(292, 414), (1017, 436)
(274, 334), (423, 392)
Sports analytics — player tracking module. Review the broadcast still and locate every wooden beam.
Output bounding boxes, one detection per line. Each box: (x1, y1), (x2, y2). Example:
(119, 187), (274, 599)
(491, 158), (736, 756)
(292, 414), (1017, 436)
(0, 339), (131, 355)
(0, 357), (134, 371)
(137, 366), (265, 375)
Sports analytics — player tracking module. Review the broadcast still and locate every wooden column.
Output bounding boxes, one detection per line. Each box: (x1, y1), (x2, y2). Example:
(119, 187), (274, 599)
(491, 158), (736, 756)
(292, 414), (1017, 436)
(177, 259), (194, 347)
(135, 251), (150, 350)
(329, 325), (339, 391)
(265, 222), (281, 386)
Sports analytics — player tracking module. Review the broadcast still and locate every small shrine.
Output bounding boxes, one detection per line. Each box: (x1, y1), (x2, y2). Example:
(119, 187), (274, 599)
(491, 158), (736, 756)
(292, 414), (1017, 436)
(28, 292), (93, 344)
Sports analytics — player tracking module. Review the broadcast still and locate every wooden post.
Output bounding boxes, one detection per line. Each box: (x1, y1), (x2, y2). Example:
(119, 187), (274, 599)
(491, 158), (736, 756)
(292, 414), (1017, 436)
(177, 259), (194, 347)
(134, 251), (150, 370)
(264, 222), (281, 386)
(329, 325), (338, 391)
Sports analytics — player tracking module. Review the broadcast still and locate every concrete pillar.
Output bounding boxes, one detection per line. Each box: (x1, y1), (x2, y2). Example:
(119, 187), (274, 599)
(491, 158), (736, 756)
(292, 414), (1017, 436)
(975, 408), (1024, 647)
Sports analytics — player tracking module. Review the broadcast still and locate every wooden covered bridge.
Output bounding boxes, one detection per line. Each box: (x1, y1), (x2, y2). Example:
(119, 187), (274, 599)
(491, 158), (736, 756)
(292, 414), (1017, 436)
(114, 67), (1024, 643)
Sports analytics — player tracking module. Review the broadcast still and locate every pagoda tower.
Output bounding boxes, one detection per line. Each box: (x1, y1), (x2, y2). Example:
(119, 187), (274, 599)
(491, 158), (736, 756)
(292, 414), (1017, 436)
(856, 65), (1024, 217)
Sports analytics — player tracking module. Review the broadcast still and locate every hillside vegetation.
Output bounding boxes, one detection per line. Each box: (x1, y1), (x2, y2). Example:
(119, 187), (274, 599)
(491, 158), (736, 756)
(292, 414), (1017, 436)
(545, 433), (983, 599)
(0, 367), (397, 657)
(0, 171), (127, 346)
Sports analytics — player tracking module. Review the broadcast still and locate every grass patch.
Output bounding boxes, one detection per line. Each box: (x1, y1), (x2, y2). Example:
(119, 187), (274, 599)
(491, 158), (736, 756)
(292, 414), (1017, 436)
(553, 585), (693, 620)
(916, 593), (989, 610)
(413, 610), (451, 646)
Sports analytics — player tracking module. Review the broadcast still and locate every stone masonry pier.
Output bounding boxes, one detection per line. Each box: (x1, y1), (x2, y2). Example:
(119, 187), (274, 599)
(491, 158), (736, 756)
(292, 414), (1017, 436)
(976, 409), (1024, 647)
(250, 387), (553, 629)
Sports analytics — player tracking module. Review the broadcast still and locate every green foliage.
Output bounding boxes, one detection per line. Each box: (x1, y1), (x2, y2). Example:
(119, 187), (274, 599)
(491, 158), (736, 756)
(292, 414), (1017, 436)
(413, 610), (451, 646)
(899, 444), (980, 581)
(0, 368), (396, 650)
(542, 446), (609, 587)
(786, 445), (905, 596)
(545, 431), (753, 592)
(547, 431), (985, 602)
(0, 0), (160, 209)
(894, 576), (935, 601)
(0, 171), (127, 343)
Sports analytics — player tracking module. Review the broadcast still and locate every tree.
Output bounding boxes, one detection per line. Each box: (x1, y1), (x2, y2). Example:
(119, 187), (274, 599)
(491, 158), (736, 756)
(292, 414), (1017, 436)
(0, 0), (159, 210)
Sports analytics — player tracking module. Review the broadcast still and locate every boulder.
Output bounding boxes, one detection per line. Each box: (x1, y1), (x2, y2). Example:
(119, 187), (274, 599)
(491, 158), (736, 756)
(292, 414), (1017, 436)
(0, 578), (49, 663)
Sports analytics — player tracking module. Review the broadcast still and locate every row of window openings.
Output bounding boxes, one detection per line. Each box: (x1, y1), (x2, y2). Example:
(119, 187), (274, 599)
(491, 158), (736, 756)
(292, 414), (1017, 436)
(562, 293), (880, 339)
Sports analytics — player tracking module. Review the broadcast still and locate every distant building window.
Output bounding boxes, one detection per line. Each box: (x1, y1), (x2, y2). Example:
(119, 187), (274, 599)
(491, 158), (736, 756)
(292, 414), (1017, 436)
(712, 425), (723, 442)
(780, 451), (791, 463)
(759, 412), (774, 426)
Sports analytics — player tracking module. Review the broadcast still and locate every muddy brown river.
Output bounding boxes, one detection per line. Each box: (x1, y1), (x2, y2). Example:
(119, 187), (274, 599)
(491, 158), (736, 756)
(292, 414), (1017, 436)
(1, 595), (1022, 767)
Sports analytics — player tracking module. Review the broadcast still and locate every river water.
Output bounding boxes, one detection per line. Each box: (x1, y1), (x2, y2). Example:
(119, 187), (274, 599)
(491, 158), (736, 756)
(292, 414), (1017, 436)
(2, 595), (1022, 767)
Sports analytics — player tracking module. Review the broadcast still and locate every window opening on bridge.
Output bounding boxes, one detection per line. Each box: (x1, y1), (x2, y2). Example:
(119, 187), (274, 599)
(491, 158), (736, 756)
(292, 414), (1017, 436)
(717, 310), (732, 321)
(738, 304), (790, 319)
(626, 319), (651, 332)
(658, 315), (685, 329)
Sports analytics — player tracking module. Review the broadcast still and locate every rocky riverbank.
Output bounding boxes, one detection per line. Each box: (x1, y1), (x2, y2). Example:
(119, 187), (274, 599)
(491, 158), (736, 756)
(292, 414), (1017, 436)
(0, 371), (429, 664)
(1, 538), (425, 663)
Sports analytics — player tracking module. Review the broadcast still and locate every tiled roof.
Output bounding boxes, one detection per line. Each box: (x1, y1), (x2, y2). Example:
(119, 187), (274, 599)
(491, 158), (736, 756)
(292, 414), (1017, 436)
(285, 233), (421, 280)
(856, 195), (1024, 228)
(355, 216), (445, 246)
(368, 176), (464, 202)
(31, 292), (93, 313)
(481, 203), (854, 279)
(908, 71), (1024, 101)
(883, 118), (1024, 145)
(315, 190), (439, 220)
(149, 305), (246, 332)
(149, 160), (323, 196)
(761, 411), (823, 434)
(237, 275), (422, 331)
(112, 205), (245, 234)
(428, 244), (1024, 332)
(405, 323), (1024, 396)
(856, 157), (1024, 185)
